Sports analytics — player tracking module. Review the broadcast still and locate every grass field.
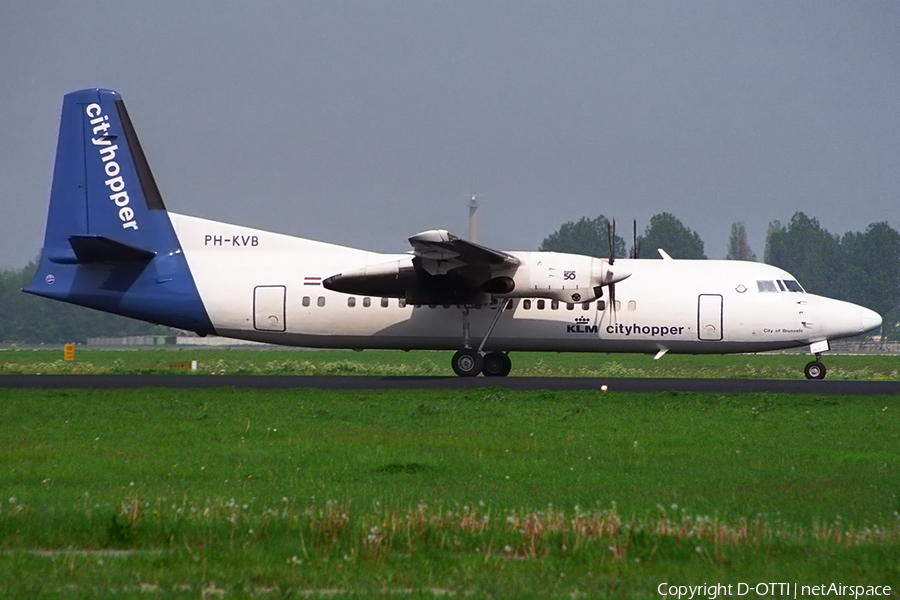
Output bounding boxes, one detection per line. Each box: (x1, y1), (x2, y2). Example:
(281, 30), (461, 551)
(1, 347), (900, 379)
(0, 382), (898, 598)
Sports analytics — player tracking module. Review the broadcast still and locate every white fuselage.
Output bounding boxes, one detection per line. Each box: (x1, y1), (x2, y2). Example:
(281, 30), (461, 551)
(170, 213), (878, 354)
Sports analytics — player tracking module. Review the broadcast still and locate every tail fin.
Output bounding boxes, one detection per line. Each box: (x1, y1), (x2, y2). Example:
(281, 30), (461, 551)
(24, 89), (214, 334)
(37, 88), (172, 259)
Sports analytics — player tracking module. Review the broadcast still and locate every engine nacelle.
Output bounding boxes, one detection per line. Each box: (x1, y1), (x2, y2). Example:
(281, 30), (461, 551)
(322, 257), (416, 297)
(324, 256), (491, 305)
(481, 276), (516, 294)
(504, 252), (631, 304)
(323, 251), (631, 306)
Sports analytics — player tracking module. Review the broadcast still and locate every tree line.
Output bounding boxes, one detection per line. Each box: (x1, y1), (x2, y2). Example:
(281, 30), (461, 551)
(0, 262), (166, 344)
(540, 213), (708, 260)
(765, 214), (900, 332)
(541, 212), (900, 336)
(1, 211), (897, 343)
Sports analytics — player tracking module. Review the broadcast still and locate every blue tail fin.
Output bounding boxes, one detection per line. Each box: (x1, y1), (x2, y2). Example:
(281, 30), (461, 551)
(24, 89), (214, 335)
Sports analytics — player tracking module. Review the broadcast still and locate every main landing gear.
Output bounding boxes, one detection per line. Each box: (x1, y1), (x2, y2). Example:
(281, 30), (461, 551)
(451, 301), (513, 377)
(451, 349), (511, 377)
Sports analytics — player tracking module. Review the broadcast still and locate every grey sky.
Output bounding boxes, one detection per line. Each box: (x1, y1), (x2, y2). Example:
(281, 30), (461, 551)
(2, 2), (898, 268)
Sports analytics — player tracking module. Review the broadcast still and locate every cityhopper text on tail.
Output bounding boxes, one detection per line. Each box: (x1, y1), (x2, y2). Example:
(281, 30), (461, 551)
(25, 89), (882, 379)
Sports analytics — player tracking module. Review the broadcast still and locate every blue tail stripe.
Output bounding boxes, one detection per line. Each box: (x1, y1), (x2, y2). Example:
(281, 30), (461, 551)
(24, 89), (215, 336)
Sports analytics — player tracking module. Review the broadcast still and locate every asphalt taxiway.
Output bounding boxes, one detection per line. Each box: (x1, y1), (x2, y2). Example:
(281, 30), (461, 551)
(1, 375), (899, 395)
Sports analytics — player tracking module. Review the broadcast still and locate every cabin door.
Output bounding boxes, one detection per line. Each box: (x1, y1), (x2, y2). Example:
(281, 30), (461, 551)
(254, 285), (286, 332)
(697, 294), (723, 341)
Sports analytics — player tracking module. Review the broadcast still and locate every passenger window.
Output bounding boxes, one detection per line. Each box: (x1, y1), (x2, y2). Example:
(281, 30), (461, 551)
(399, 298), (407, 308)
(347, 297), (356, 308)
(523, 299), (532, 310)
(537, 300), (545, 310)
(614, 300), (621, 311)
(597, 300), (606, 311)
(582, 302), (591, 311)
(302, 296), (310, 307)
(757, 280), (778, 293)
(506, 300), (514, 309)
(381, 297), (390, 308)
(628, 300), (636, 311)
(317, 296), (325, 307)
(363, 297), (371, 308)
(551, 300), (559, 310)
(566, 303), (575, 310)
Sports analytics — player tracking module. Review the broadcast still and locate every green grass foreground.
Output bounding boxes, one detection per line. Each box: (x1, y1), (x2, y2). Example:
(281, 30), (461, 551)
(1, 347), (900, 379)
(0, 388), (898, 598)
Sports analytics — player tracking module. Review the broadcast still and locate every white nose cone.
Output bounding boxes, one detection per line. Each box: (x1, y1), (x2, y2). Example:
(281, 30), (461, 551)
(860, 307), (882, 334)
(813, 297), (883, 340)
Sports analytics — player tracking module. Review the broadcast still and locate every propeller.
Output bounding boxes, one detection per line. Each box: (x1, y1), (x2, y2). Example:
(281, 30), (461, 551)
(589, 220), (631, 310)
(606, 219), (615, 266)
(631, 219), (641, 259)
(606, 219), (618, 320)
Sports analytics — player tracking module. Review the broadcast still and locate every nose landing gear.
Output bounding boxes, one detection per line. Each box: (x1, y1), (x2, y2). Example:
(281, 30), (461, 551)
(803, 341), (831, 380)
(804, 347), (827, 380)
(804, 360), (827, 380)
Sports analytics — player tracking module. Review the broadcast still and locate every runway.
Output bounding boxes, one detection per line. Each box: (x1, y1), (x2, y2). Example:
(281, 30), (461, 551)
(2, 374), (900, 395)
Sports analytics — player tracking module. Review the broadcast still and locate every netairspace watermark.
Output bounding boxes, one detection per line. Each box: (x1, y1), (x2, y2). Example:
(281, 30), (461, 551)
(658, 583), (892, 600)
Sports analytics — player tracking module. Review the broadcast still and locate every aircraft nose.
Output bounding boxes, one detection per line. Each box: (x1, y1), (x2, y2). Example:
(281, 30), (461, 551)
(860, 307), (882, 333)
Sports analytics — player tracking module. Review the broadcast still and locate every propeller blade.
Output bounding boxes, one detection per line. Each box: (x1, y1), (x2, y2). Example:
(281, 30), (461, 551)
(632, 219), (638, 259)
(607, 219), (616, 265)
(609, 281), (617, 323)
(602, 218), (618, 321)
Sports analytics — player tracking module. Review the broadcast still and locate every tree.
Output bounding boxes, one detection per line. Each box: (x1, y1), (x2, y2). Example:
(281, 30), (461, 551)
(540, 215), (627, 259)
(882, 306), (900, 340)
(764, 214), (900, 316)
(725, 222), (756, 261)
(0, 261), (170, 344)
(764, 213), (842, 297)
(838, 222), (900, 316)
(640, 213), (706, 259)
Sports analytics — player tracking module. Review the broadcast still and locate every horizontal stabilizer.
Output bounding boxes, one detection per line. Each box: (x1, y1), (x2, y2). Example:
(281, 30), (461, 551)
(68, 235), (156, 263)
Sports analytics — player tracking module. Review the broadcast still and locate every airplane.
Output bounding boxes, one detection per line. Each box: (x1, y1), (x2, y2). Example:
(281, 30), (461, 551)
(24, 88), (882, 380)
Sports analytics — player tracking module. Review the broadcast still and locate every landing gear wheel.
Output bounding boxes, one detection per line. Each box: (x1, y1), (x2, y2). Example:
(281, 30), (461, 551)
(804, 361), (827, 380)
(452, 349), (483, 377)
(483, 352), (512, 377)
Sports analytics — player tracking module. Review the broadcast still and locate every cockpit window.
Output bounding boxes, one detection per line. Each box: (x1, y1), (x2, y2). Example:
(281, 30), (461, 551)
(782, 279), (804, 293)
(776, 280), (786, 292)
(757, 280), (778, 293)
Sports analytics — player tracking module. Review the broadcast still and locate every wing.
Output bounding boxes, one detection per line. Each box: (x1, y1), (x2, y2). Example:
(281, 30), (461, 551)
(322, 229), (520, 304)
(408, 229), (520, 275)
